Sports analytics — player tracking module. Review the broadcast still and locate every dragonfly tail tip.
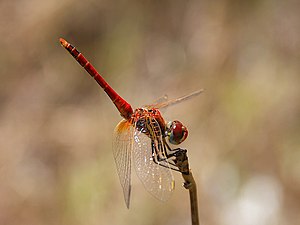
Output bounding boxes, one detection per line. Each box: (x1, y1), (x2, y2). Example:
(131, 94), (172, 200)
(59, 38), (68, 48)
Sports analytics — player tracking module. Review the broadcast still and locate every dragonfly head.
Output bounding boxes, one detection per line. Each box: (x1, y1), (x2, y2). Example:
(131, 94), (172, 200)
(166, 120), (188, 145)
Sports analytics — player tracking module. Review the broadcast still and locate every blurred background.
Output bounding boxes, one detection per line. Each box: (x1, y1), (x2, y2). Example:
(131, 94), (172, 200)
(0, 0), (299, 224)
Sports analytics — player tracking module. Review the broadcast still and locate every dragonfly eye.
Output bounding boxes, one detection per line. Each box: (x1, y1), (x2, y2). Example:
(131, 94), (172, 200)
(167, 120), (188, 145)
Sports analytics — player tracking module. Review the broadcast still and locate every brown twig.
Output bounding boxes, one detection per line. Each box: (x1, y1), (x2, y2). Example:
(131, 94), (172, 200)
(173, 149), (199, 225)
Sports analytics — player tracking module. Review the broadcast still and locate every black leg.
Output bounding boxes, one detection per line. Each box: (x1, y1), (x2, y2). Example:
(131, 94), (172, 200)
(150, 142), (188, 173)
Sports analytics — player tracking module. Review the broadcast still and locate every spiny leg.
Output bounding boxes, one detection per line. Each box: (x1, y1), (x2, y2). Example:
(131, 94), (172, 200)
(150, 140), (183, 172)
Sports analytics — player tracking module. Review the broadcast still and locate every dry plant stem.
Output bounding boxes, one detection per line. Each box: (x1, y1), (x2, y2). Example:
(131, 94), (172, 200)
(173, 149), (199, 225)
(182, 171), (199, 225)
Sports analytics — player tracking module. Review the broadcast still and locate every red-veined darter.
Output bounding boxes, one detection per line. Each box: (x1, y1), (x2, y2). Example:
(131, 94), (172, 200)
(59, 38), (203, 208)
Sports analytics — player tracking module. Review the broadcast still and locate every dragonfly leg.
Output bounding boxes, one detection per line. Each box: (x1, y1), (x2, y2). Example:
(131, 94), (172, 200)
(167, 148), (187, 158)
(165, 148), (189, 173)
(162, 137), (172, 151)
(154, 158), (181, 172)
(151, 139), (168, 161)
(150, 141), (187, 172)
(168, 148), (189, 174)
(150, 140), (181, 172)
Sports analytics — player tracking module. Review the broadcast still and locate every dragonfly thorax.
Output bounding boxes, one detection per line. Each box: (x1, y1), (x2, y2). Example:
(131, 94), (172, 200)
(132, 108), (166, 137)
(132, 108), (188, 145)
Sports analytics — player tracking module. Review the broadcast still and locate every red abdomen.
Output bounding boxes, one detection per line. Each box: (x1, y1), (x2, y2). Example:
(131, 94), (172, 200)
(60, 38), (133, 120)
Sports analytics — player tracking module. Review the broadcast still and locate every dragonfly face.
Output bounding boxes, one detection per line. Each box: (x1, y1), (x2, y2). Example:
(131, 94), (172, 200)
(166, 120), (188, 145)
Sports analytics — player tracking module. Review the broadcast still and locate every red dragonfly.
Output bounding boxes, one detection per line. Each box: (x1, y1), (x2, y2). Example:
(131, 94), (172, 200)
(59, 38), (203, 208)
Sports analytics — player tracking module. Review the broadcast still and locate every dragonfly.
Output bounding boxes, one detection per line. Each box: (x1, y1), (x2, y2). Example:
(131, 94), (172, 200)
(59, 38), (203, 208)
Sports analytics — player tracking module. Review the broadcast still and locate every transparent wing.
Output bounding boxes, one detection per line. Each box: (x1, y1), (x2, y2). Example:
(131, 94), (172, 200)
(144, 89), (204, 109)
(113, 119), (134, 208)
(132, 119), (175, 202)
(148, 94), (169, 106)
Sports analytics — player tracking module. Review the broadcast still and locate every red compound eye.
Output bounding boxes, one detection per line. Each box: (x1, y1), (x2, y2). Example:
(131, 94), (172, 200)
(167, 120), (188, 145)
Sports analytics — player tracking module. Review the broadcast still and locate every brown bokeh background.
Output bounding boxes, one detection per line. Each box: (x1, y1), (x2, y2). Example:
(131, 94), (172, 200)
(1, 0), (299, 225)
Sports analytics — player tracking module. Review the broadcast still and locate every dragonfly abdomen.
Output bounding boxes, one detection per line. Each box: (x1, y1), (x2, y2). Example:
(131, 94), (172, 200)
(59, 38), (133, 120)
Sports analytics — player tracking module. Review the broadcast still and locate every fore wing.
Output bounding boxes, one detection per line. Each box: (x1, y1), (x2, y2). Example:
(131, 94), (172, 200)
(144, 89), (204, 109)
